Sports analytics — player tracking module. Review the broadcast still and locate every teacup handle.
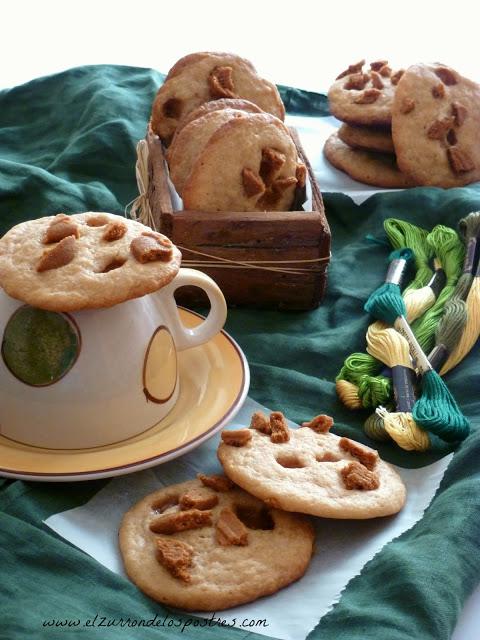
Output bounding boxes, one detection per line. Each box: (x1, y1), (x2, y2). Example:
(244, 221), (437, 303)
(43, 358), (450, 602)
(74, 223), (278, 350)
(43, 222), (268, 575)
(162, 268), (227, 351)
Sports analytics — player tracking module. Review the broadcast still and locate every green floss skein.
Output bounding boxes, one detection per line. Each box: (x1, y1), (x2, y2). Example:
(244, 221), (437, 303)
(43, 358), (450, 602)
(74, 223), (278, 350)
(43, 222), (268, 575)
(364, 249), (413, 324)
(336, 353), (382, 385)
(428, 298), (468, 372)
(452, 211), (480, 301)
(357, 374), (392, 408)
(384, 219), (433, 292)
(411, 225), (465, 353)
(364, 411), (391, 441)
(413, 370), (470, 442)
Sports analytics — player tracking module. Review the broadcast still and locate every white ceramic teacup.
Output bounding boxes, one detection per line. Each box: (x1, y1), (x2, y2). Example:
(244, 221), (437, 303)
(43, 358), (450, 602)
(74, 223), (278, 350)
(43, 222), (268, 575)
(0, 268), (227, 449)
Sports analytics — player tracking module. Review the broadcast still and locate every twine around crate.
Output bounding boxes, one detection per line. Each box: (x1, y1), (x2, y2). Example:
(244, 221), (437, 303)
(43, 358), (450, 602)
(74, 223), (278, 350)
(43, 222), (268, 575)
(126, 139), (331, 276)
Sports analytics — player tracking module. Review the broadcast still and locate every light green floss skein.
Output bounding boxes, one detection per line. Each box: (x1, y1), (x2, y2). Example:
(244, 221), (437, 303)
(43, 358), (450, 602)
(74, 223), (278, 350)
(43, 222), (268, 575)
(411, 225), (465, 353)
(384, 218), (434, 291)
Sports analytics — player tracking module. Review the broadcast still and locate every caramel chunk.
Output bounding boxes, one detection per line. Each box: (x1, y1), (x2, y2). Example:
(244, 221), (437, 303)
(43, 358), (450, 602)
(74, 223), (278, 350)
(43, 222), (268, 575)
(295, 163), (307, 188)
(336, 59), (365, 80)
(103, 221), (127, 242)
(353, 88), (381, 104)
(221, 429), (252, 447)
(370, 59), (388, 71)
(43, 214), (79, 244)
(209, 66), (236, 99)
(343, 73), (369, 91)
(151, 495), (178, 514)
(447, 147), (475, 174)
(163, 98), (182, 119)
(400, 97), (415, 114)
(451, 101), (468, 127)
(432, 83), (445, 99)
(150, 508), (212, 534)
(390, 69), (404, 85)
(179, 488), (219, 511)
(339, 437), (379, 470)
(131, 232), (173, 263)
(216, 507), (249, 546)
(269, 411), (290, 443)
(259, 147), (286, 184)
(379, 65), (392, 77)
(156, 538), (193, 583)
(86, 214), (109, 227)
(370, 71), (384, 89)
(250, 411), (271, 434)
(302, 414), (334, 433)
(37, 235), (76, 272)
(434, 66), (458, 86)
(341, 461), (380, 490)
(427, 117), (455, 140)
(198, 473), (234, 492)
(257, 176), (297, 209)
(242, 167), (265, 197)
(446, 129), (457, 146)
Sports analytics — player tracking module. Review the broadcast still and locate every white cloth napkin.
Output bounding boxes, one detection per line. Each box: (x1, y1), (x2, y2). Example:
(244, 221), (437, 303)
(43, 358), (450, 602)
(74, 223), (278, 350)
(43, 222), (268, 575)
(45, 397), (452, 640)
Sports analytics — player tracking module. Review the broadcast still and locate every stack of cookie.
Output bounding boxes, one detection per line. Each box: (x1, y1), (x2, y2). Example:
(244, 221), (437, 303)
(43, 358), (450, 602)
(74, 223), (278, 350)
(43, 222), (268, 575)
(119, 411), (406, 612)
(325, 60), (480, 188)
(150, 52), (307, 212)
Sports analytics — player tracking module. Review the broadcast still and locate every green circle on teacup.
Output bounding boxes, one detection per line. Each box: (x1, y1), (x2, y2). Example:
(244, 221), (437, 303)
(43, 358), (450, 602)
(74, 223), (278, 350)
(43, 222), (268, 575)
(2, 306), (81, 386)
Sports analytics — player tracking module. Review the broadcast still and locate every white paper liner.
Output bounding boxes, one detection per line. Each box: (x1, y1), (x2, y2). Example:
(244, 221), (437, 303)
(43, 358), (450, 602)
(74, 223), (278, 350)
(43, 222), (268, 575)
(44, 397), (451, 640)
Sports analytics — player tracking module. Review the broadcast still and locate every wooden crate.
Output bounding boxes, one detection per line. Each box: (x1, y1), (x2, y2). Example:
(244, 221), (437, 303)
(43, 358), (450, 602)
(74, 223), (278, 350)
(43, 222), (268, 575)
(146, 127), (330, 310)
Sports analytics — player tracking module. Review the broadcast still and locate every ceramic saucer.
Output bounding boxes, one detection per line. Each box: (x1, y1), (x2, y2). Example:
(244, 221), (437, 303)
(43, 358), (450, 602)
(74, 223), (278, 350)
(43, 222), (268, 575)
(0, 309), (249, 481)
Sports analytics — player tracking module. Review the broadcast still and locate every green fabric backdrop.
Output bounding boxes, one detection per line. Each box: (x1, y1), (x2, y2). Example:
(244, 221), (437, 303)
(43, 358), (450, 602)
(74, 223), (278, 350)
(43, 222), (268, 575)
(0, 65), (479, 640)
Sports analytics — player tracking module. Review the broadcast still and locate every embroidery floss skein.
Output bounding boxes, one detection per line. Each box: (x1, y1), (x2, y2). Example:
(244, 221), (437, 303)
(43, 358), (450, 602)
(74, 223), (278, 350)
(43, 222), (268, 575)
(366, 323), (429, 451)
(365, 250), (470, 442)
(453, 211), (480, 300)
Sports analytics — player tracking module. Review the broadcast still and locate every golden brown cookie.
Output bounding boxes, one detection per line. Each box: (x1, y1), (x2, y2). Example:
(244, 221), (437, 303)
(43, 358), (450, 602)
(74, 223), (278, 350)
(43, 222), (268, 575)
(175, 97), (263, 134)
(182, 113), (304, 212)
(324, 132), (414, 188)
(338, 122), (395, 154)
(167, 108), (249, 195)
(328, 59), (403, 127)
(217, 413), (407, 519)
(119, 477), (314, 611)
(392, 62), (480, 187)
(151, 53), (285, 144)
(0, 213), (181, 312)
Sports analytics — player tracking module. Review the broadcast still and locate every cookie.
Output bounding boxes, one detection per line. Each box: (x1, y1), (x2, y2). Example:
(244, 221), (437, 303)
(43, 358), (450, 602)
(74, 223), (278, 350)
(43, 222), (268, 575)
(119, 477), (314, 611)
(165, 51), (256, 81)
(167, 108), (249, 195)
(338, 122), (395, 154)
(392, 62), (480, 187)
(324, 132), (414, 188)
(175, 97), (263, 134)
(151, 53), (285, 144)
(0, 213), (181, 312)
(217, 412), (407, 518)
(182, 113), (305, 212)
(328, 59), (403, 127)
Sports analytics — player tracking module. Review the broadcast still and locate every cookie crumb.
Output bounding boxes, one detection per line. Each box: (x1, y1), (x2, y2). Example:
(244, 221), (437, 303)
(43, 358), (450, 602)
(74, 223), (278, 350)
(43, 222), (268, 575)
(447, 147), (475, 174)
(242, 168), (265, 197)
(451, 101), (468, 126)
(209, 65), (236, 99)
(250, 411), (272, 434)
(339, 437), (379, 470)
(131, 233), (173, 263)
(221, 429), (252, 447)
(216, 507), (249, 546)
(150, 509), (212, 534)
(302, 414), (334, 433)
(37, 235), (76, 272)
(103, 221), (127, 242)
(198, 473), (234, 492)
(341, 461), (380, 490)
(156, 537), (194, 583)
(336, 59), (365, 80)
(179, 488), (219, 511)
(353, 88), (381, 104)
(270, 411), (290, 443)
(43, 214), (79, 244)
